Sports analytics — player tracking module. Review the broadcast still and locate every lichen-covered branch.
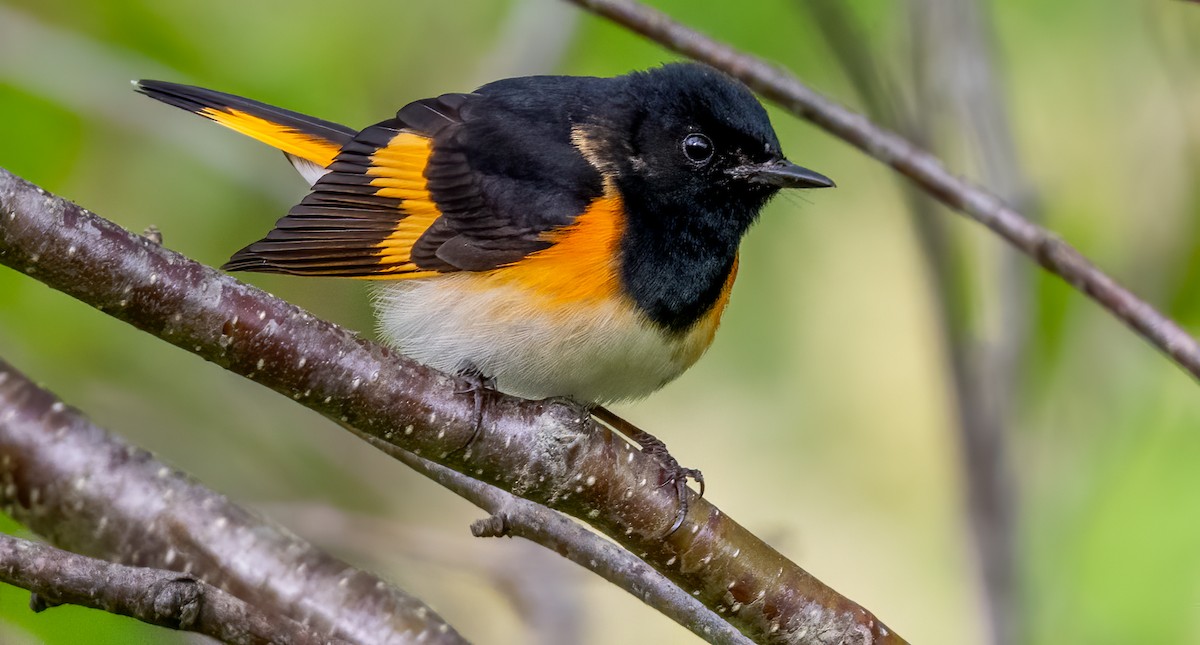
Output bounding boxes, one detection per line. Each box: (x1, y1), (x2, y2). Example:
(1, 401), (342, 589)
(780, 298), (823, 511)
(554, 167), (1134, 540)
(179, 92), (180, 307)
(0, 167), (904, 644)
(563, 0), (1200, 384)
(0, 353), (462, 644)
(0, 532), (341, 645)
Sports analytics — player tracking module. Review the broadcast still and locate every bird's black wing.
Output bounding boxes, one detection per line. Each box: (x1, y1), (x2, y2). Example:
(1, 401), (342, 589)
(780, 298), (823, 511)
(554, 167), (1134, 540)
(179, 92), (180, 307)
(224, 79), (610, 277)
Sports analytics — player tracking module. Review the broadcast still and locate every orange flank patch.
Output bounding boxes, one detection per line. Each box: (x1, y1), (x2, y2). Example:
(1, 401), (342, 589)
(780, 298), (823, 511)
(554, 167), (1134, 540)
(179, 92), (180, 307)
(363, 132), (443, 278)
(198, 108), (340, 167)
(675, 254), (739, 365)
(488, 193), (625, 304)
(697, 254), (738, 344)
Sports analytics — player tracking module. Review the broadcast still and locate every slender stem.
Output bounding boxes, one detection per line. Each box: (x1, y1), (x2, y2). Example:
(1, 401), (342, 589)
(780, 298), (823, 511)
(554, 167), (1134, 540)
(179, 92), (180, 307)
(906, 1), (1029, 642)
(801, 1), (1023, 642)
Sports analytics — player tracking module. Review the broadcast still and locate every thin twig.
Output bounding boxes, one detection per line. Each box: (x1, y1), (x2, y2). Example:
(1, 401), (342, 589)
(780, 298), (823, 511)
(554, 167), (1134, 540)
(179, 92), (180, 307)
(0, 167), (905, 644)
(906, 1), (1029, 642)
(802, 1), (1023, 642)
(0, 355), (463, 645)
(259, 504), (586, 645)
(0, 532), (341, 645)
(350, 429), (754, 645)
(563, 0), (1200, 382)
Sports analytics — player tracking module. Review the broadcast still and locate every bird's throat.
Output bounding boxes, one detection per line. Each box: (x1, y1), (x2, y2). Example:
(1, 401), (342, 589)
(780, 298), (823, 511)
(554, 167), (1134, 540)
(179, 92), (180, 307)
(618, 213), (742, 334)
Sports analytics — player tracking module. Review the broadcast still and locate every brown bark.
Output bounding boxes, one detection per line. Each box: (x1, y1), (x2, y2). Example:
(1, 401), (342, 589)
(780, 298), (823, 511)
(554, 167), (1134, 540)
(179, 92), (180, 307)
(0, 354), (462, 645)
(0, 532), (344, 645)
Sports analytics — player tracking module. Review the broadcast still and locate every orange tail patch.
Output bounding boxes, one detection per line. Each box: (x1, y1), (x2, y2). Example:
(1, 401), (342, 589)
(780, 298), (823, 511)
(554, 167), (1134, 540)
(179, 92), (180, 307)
(197, 107), (340, 167)
(136, 80), (354, 166)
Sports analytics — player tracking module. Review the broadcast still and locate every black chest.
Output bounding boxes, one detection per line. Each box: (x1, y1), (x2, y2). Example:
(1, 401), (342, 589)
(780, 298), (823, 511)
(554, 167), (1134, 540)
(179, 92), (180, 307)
(616, 203), (743, 334)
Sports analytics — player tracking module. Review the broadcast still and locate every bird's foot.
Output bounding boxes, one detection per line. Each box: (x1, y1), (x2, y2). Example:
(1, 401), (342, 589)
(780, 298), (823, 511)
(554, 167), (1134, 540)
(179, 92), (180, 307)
(453, 363), (497, 454)
(591, 405), (703, 535)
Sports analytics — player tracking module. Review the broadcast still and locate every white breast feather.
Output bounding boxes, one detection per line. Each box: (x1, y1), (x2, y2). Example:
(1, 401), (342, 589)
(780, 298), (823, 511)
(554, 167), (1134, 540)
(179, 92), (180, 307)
(373, 276), (704, 404)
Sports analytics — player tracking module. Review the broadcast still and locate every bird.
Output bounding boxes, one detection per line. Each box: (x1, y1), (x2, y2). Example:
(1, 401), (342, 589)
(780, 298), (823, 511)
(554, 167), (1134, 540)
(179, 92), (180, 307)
(136, 63), (833, 524)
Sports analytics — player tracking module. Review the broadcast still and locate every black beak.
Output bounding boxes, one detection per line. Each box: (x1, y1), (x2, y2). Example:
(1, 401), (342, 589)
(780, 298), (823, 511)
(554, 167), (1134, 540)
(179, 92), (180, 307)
(735, 159), (835, 189)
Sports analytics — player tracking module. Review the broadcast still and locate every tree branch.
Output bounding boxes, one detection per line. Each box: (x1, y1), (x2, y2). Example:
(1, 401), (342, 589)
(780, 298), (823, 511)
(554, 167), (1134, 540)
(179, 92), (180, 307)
(352, 430), (753, 645)
(0, 532), (341, 645)
(0, 353), (463, 644)
(0, 166), (905, 645)
(562, 0), (1200, 383)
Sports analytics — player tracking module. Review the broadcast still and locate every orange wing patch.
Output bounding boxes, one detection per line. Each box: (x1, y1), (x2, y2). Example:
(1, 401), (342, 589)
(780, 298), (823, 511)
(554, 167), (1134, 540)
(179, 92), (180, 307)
(198, 107), (340, 167)
(219, 109), (621, 284)
(363, 132), (444, 278)
(223, 127), (447, 278)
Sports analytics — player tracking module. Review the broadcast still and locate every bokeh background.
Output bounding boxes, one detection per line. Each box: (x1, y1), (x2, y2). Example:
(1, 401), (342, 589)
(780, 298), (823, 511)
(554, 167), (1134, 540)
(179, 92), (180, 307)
(2, 0), (1200, 643)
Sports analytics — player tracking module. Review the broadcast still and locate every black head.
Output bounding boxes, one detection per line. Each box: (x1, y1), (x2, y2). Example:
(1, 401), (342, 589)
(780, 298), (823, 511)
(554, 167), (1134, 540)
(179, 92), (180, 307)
(583, 63), (832, 332)
(460, 63), (831, 332)
(612, 63), (831, 236)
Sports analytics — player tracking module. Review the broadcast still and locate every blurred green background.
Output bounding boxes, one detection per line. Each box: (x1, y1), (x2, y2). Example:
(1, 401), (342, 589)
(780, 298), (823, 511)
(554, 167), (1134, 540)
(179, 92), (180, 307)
(2, 0), (1200, 643)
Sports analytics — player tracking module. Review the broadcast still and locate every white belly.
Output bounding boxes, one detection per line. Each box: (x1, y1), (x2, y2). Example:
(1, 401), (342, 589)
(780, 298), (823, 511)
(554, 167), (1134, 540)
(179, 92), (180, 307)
(372, 275), (712, 404)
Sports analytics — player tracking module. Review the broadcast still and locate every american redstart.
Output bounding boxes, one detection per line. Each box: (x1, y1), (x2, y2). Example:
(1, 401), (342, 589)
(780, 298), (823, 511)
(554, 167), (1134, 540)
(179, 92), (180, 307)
(136, 63), (832, 508)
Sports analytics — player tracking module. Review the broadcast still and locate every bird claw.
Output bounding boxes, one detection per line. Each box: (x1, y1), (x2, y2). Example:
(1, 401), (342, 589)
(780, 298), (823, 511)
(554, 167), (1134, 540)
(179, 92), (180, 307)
(660, 466), (705, 498)
(453, 364), (496, 453)
(646, 442), (704, 535)
(590, 405), (704, 536)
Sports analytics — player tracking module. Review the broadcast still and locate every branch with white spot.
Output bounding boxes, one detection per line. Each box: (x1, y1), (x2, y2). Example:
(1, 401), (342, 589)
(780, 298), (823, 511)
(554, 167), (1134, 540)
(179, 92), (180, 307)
(0, 355), (462, 644)
(354, 429), (753, 645)
(0, 532), (341, 645)
(0, 166), (904, 644)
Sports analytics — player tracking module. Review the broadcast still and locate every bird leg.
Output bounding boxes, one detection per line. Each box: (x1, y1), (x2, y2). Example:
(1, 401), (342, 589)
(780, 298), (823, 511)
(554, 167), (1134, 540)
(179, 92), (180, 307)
(453, 362), (496, 454)
(590, 405), (703, 534)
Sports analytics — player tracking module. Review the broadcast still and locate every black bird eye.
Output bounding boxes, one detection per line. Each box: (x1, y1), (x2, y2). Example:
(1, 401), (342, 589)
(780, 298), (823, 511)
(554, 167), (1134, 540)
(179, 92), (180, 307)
(682, 133), (713, 164)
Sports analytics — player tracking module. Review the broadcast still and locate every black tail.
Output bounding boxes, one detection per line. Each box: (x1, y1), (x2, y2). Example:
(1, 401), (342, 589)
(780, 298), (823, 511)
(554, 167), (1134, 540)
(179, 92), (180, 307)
(135, 80), (356, 164)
